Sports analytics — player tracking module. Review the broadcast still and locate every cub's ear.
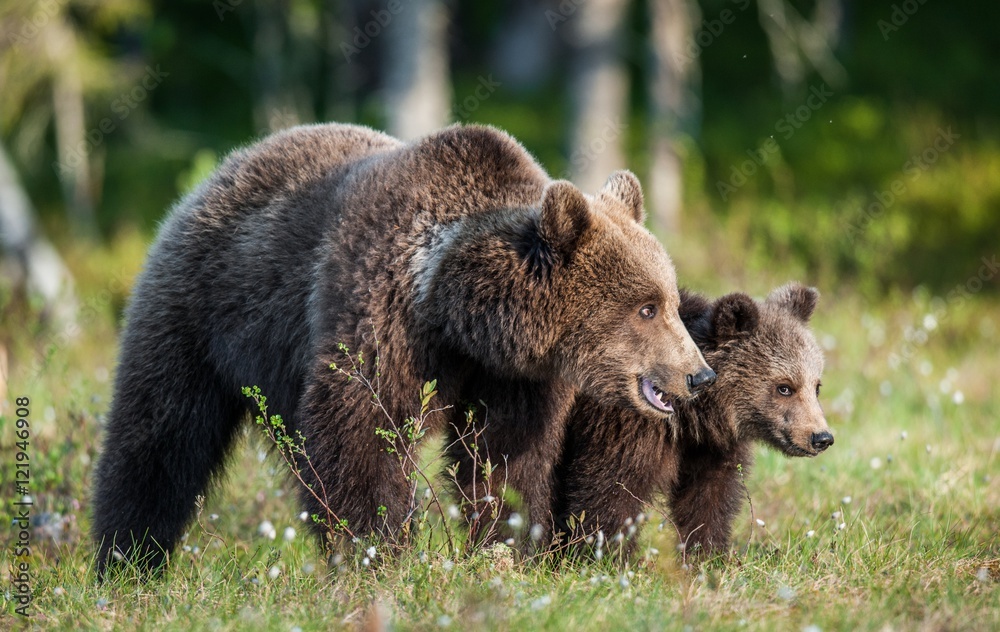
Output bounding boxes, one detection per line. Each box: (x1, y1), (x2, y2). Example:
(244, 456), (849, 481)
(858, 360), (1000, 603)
(767, 283), (819, 323)
(599, 170), (645, 223)
(540, 180), (591, 256)
(713, 292), (760, 341)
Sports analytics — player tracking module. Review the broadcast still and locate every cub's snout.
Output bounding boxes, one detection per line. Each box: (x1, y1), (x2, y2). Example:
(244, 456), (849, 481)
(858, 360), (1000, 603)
(811, 431), (834, 452)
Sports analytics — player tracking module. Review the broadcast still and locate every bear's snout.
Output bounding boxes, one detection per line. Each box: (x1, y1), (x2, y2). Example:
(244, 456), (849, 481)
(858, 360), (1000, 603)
(810, 431), (834, 452)
(686, 367), (717, 394)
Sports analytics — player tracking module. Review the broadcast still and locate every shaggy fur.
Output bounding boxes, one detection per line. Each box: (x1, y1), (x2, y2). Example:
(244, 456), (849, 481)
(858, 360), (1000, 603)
(91, 123), (713, 576)
(554, 284), (832, 559)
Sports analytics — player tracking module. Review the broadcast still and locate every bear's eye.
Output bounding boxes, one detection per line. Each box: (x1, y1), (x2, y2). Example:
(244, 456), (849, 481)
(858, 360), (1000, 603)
(777, 384), (794, 397)
(638, 304), (657, 320)
(816, 383), (821, 396)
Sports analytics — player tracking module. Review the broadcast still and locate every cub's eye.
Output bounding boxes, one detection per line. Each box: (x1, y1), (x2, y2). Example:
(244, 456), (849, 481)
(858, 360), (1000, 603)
(638, 304), (657, 320)
(777, 385), (793, 397)
(816, 383), (822, 396)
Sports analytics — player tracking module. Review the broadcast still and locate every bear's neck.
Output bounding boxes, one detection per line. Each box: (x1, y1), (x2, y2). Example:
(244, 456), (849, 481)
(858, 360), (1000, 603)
(679, 391), (742, 450)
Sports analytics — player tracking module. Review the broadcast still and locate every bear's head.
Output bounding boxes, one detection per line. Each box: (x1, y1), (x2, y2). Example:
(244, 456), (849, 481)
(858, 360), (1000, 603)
(686, 284), (833, 456)
(415, 170), (714, 421)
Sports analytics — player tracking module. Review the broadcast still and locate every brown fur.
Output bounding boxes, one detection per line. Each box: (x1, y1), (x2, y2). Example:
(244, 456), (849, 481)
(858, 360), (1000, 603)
(554, 284), (831, 559)
(91, 123), (712, 575)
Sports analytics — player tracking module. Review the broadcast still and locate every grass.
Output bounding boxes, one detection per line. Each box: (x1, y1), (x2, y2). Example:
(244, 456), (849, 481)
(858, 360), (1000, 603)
(2, 230), (998, 630)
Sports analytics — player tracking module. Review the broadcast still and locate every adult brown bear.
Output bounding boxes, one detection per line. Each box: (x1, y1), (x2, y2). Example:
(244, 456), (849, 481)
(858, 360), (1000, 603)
(91, 123), (715, 576)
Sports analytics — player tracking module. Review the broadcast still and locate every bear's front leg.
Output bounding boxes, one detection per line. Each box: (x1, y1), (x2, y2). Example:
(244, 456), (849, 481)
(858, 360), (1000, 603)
(553, 398), (673, 561)
(446, 376), (576, 550)
(668, 440), (754, 557)
(294, 359), (416, 552)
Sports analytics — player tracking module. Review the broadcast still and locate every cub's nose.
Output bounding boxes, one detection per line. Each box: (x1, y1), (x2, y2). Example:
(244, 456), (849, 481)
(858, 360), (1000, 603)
(686, 367), (717, 394)
(811, 431), (834, 452)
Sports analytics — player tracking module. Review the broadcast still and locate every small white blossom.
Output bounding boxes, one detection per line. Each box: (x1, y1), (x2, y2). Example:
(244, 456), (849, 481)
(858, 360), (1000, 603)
(258, 520), (276, 540)
(284, 527), (296, 541)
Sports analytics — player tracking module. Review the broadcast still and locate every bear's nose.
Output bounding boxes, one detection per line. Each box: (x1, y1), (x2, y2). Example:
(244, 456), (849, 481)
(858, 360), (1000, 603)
(686, 367), (717, 394)
(811, 431), (834, 452)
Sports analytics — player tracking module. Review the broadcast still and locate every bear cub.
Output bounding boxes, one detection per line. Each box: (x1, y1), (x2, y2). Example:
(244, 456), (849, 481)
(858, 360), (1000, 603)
(555, 283), (833, 559)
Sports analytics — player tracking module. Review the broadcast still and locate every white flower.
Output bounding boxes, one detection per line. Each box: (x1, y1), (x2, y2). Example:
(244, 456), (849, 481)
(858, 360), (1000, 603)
(507, 513), (524, 529)
(258, 520), (276, 540)
(284, 527), (296, 542)
(755, 519), (766, 527)
(530, 524), (544, 541)
(268, 565), (280, 579)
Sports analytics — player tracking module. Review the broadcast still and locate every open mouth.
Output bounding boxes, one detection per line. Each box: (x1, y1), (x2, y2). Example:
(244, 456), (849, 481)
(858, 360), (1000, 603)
(640, 377), (674, 414)
(778, 434), (816, 457)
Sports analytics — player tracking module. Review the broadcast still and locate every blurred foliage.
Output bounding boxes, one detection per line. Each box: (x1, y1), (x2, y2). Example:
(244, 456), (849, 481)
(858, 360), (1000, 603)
(1, 0), (998, 297)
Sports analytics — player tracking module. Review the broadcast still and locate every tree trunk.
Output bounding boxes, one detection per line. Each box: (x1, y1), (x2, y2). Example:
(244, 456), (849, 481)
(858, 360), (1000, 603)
(254, 0), (302, 133)
(49, 24), (97, 238)
(383, 0), (451, 141)
(647, 0), (701, 238)
(566, 0), (630, 194)
(757, 0), (846, 98)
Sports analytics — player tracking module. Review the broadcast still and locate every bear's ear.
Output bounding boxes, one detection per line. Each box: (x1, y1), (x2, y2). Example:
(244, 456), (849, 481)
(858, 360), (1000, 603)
(599, 170), (645, 223)
(767, 283), (819, 323)
(539, 181), (591, 256)
(712, 292), (760, 341)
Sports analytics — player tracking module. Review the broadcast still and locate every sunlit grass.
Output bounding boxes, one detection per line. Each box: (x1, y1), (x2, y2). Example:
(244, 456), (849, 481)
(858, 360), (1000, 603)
(1, 231), (998, 630)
